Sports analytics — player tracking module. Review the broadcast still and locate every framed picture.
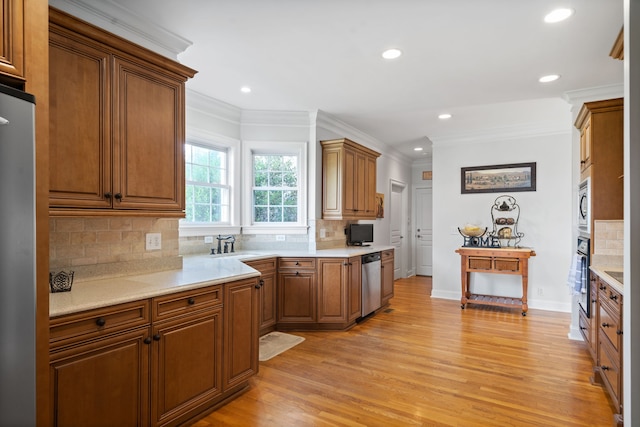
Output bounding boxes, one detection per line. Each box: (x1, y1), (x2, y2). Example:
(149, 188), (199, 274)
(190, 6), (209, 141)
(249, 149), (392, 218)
(461, 162), (536, 194)
(375, 193), (384, 218)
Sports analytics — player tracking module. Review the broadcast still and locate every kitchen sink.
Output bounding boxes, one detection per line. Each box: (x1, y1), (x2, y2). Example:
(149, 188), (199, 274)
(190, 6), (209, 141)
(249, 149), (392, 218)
(604, 270), (624, 285)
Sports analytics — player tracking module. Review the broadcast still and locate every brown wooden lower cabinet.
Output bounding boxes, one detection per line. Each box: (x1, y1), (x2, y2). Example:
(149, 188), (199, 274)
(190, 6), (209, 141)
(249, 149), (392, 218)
(49, 278), (258, 427)
(49, 327), (150, 427)
(244, 258), (277, 336)
(381, 249), (395, 306)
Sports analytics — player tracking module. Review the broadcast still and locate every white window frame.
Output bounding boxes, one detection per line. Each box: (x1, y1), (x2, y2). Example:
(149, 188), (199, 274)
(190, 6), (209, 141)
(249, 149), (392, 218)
(180, 131), (241, 237)
(242, 140), (308, 234)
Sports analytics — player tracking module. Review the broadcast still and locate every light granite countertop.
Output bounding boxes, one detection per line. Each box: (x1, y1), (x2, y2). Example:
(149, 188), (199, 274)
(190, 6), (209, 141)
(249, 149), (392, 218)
(590, 265), (623, 294)
(50, 246), (393, 318)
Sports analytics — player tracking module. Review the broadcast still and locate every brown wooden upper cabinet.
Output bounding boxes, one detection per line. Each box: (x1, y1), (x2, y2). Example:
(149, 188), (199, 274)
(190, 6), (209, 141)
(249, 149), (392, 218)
(48, 8), (197, 217)
(321, 138), (380, 220)
(0, 0), (25, 86)
(575, 98), (623, 243)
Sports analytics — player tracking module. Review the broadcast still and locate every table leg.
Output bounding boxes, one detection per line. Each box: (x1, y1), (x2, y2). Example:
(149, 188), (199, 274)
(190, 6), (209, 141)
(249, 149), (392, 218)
(460, 256), (468, 308)
(521, 259), (529, 315)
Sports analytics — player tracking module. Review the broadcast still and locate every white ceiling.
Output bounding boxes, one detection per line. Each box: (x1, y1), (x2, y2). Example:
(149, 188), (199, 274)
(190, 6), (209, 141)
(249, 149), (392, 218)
(73, 0), (624, 159)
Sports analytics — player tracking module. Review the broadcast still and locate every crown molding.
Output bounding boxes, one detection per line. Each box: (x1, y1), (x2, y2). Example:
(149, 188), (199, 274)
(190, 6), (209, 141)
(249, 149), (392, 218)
(186, 89), (241, 125)
(240, 110), (311, 127)
(430, 121), (571, 147)
(563, 84), (624, 110)
(49, 0), (192, 59)
(315, 110), (412, 164)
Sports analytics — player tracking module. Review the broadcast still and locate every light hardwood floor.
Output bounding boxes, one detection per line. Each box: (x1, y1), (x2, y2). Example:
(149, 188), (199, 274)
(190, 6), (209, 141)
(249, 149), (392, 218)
(192, 276), (614, 426)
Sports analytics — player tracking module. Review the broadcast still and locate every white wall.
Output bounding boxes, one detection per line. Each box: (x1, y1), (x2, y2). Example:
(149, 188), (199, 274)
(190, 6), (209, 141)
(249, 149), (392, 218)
(431, 132), (573, 312)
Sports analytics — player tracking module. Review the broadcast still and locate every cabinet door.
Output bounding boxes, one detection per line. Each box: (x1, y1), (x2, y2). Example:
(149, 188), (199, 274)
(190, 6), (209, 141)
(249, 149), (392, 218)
(50, 328), (150, 427)
(49, 30), (112, 208)
(348, 256), (362, 321)
(278, 270), (317, 323)
(0, 0), (25, 82)
(343, 147), (357, 215)
(224, 279), (259, 391)
(317, 258), (348, 323)
(258, 271), (277, 333)
(363, 154), (377, 217)
(381, 253), (395, 305)
(113, 57), (185, 211)
(152, 308), (223, 426)
(580, 119), (591, 172)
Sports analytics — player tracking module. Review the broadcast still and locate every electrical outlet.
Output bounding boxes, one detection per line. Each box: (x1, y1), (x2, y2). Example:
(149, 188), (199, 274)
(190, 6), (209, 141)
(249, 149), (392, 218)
(146, 233), (162, 250)
(319, 228), (326, 238)
(204, 236), (214, 243)
(275, 235), (286, 241)
(537, 288), (543, 296)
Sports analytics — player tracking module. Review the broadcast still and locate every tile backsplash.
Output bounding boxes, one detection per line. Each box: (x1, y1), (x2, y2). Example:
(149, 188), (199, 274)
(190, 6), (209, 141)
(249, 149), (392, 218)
(593, 220), (624, 256)
(50, 217), (181, 281)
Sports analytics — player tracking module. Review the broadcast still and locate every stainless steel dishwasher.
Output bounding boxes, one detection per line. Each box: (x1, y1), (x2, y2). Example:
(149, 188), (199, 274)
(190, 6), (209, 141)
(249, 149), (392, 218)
(361, 252), (382, 317)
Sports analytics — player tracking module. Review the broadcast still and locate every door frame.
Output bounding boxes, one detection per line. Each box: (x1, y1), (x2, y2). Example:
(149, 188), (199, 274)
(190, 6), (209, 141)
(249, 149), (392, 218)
(389, 179), (407, 279)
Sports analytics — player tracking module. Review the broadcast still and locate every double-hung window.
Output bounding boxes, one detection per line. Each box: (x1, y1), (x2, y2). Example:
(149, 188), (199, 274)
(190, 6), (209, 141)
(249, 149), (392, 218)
(181, 142), (237, 236)
(242, 141), (307, 234)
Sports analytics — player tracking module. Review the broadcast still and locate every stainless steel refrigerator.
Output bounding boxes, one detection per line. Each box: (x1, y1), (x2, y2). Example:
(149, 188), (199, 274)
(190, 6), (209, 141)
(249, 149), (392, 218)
(0, 83), (36, 426)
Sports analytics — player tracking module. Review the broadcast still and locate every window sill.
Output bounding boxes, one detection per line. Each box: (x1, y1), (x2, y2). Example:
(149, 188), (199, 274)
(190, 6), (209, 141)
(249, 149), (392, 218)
(179, 225), (242, 237)
(241, 225), (309, 235)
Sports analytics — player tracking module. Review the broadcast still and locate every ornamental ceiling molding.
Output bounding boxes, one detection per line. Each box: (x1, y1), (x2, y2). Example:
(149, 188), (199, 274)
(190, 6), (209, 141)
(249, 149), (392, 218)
(49, 0), (192, 59)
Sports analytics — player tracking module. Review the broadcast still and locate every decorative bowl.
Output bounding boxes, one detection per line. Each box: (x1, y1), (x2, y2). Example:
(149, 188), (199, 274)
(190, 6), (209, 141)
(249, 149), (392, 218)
(459, 224), (485, 237)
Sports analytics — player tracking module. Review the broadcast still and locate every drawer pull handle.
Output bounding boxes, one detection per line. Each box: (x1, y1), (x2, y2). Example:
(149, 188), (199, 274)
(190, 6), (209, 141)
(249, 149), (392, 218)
(601, 365), (610, 371)
(114, 193), (123, 200)
(599, 285), (606, 290)
(602, 322), (610, 328)
(187, 297), (195, 305)
(255, 279), (264, 289)
(610, 294), (618, 301)
(153, 334), (161, 341)
(295, 261), (300, 266)
(95, 317), (106, 327)
(143, 337), (152, 345)
(617, 329), (623, 335)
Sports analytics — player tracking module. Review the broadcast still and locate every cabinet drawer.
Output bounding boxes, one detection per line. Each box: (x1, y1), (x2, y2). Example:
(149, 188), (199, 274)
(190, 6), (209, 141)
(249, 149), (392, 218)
(493, 258), (519, 272)
(153, 285), (223, 322)
(599, 283), (622, 312)
(278, 258), (316, 270)
(578, 308), (591, 346)
(244, 257), (277, 273)
(599, 302), (622, 353)
(598, 338), (621, 405)
(50, 300), (150, 349)
(381, 250), (394, 261)
(468, 257), (491, 270)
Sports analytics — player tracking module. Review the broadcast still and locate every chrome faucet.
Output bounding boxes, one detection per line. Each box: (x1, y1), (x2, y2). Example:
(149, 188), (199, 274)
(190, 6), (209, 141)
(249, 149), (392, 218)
(213, 235), (235, 254)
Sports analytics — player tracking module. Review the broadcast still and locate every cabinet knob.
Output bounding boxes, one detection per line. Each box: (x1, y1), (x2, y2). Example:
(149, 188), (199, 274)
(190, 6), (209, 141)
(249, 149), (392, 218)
(143, 337), (152, 345)
(114, 193), (123, 200)
(601, 365), (610, 371)
(255, 279), (264, 289)
(610, 294), (618, 301)
(104, 192), (112, 199)
(601, 322), (610, 328)
(95, 317), (106, 327)
(599, 285), (606, 290)
(579, 326), (586, 330)
(153, 334), (161, 341)
(295, 261), (300, 266)
(295, 271), (299, 276)
(187, 297), (195, 305)
(616, 329), (623, 335)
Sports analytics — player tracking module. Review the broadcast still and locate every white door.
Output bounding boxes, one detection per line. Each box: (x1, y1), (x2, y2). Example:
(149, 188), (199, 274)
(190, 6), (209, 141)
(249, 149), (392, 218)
(390, 181), (406, 279)
(415, 187), (433, 276)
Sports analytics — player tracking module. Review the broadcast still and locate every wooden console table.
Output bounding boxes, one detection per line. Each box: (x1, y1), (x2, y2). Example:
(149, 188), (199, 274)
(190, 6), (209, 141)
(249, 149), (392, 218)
(455, 247), (536, 315)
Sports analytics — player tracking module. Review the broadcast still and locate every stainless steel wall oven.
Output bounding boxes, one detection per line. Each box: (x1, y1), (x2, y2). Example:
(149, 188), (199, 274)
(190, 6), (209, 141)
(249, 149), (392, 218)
(576, 235), (591, 317)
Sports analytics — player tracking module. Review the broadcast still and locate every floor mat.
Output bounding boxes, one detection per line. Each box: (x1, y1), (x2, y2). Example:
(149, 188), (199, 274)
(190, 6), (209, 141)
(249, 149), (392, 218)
(259, 331), (305, 361)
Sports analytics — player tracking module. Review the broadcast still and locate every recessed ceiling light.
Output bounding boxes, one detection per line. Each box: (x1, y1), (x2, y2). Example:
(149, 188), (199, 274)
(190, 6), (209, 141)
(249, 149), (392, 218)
(414, 147), (423, 152)
(382, 48), (402, 59)
(539, 74), (560, 83)
(544, 8), (574, 23)
(240, 86), (252, 93)
(438, 113), (452, 120)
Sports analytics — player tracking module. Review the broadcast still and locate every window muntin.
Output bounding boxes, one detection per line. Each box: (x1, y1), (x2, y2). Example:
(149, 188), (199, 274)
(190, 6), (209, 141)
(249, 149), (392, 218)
(184, 143), (230, 223)
(252, 154), (298, 223)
